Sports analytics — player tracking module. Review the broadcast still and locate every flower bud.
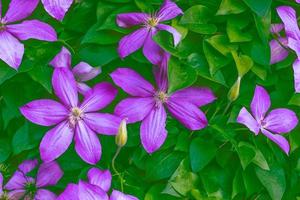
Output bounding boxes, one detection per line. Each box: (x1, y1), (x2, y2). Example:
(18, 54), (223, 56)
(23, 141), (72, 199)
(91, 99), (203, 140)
(228, 77), (241, 102)
(115, 119), (127, 147)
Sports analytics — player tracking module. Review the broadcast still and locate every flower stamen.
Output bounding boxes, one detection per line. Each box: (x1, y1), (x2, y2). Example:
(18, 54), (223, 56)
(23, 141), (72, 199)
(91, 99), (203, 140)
(69, 107), (84, 127)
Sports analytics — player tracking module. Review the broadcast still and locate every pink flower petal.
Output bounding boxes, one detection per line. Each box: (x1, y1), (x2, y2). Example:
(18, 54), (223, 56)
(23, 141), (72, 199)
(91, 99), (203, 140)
(237, 107), (260, 135)
(50, 47), (72, 69)
(114, 97), (155, 123)
(84, 113), (121, 135)
(35, 189), (57, 200)
(157, 0), (183, 22)
(156, 24), (181, 46)
(116, 13), (149, 28)
(52, 68), (78, 107)
(80, 82), (117, 112)
(6, 20), (57, 41)
(3, 0), (39, 23)
(143, 29), (164, 65)
(0, 31), (24, 70)
(250, 85), (271, 122)
(263, 108), (298, 134)
(87, 168), (111, 192)
(20, 99), (68, 126)
(57, 184), (79, 200)
(110, 68), (155, 97)
(141, 105), (167, 153)
(36, 161), (63, 187)
(170, 87), (216, 107)
(40, 121), (74, 163)
(7, 189), (26, 199)
(78, 181), (108, 200)
(110, 190), (139, 200)
(269, 38), (289, 64)
(77, 82), (91, 95)
(74, 121), (101, 165)
(153, 53), (170, 92)
(41, 0), (74, 21)
(18, 159), (38, 174)
(293, 59), (300, 92)
(277, 6), (300, 40)
(118, 28), (148, 59)
(261, 128), (290, 154)
(72, 62), (101, 82)
(166, 100), (208, 130)
(4, 171), (27, 190)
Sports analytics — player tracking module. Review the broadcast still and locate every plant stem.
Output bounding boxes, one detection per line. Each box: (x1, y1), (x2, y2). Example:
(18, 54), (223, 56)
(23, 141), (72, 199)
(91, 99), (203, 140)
(58, 40), (75, 54)
(222, 101), (232, 115)
(111, 146), (124, 192)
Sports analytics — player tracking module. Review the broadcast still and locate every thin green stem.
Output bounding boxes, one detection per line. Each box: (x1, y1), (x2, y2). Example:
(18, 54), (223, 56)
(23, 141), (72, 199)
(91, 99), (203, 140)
(111, 146), (124, 192)
(222, 101), (232, 116)
(58, 40), (75, 54)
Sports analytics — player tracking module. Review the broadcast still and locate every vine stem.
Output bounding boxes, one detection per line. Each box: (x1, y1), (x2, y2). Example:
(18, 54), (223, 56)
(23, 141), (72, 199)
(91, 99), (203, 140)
(58, 40), (75, 54)
(222, 101), (232, 115)
(111, 146), (124, 192)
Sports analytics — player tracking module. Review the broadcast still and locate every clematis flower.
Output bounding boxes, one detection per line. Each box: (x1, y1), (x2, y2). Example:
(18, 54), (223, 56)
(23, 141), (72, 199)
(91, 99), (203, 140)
(41, 0), (74, 21)
(20, 68), (121, 164)
(116, 0), (183, 65)
(237, 85), (298, 154)
(1, 159), (63, 200)
(110, 53), (216, 153)
(270, 6), (300, 92)
(50, 47), (101, 94)
(0, 0), (57, 69)
(57, 168), (138, 200)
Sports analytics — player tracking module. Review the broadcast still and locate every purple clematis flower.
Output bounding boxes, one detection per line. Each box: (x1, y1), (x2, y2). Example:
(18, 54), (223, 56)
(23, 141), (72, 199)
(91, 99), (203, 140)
(0, 0), (57, 69)
(41, 0), (74, 21)
(50, 47), (101, 94)
(1, 159), (63, 200)
(116, 0), (183, 65)
(20, 68), (121, 165)
(57, 168), (138, 200)
(110, 53), (216, 153)
(270, 6), (300, 92)
(237, 85), (298, 154)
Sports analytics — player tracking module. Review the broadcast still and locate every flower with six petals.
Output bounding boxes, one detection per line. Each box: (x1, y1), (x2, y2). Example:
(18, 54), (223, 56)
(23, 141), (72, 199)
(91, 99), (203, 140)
(111, 53), (216, 153)
(20, 68), (121, 165)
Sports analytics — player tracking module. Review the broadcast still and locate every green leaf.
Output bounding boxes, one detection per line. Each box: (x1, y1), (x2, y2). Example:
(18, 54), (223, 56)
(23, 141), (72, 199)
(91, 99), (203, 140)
(206, 35), (238, 56)
(254, 10), (271, 44)
(79, 45), (118, 66)
(231, 51), (253, 77)
(255, 166), (286, 200)
(168, 159), (199, 196)
(288, 93), (300, 106)
(203, 41), (230, 75)
(243, 0), (272, 17)
(0, 139), (11, 162)
(12, 123), (35, 155)
(145, 150), (185, 181)
(28, 65), (53, 93)
(189, 138), (217, 172)
(227, 16), (252, 43)
(179, 5), (217, 34)
(237, 142), (256, 170)
(167, 57), (197, 93)
(216, 0), (247, 15)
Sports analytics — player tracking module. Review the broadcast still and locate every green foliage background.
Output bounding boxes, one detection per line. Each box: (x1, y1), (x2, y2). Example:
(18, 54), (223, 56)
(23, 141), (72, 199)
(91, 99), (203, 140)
(1, 0), (300, 199)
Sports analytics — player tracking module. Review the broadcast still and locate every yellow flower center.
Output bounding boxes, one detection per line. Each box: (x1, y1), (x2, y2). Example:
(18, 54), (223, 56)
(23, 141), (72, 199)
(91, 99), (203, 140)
(69, 107), (84, 126)
(156, 91), (168, 103)
(147, 17), (159, 27)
